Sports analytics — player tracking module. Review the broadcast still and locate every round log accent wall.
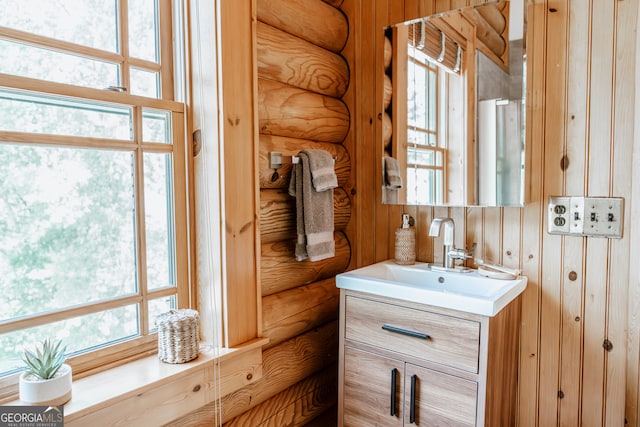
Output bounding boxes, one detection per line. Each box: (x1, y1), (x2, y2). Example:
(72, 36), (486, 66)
(257, 0), (348, 52)
(257, 22), (349, 98)
(243, 0), (352, 423)
(260, 188), (351, 244)
(258, 78), (350, 143)
(261, 231), (351, 296)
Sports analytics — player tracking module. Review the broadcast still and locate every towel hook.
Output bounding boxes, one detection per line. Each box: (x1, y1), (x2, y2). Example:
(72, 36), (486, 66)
(269, 151), (337, 169)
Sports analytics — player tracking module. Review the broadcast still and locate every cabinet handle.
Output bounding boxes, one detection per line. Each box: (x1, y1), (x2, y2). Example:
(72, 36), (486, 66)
(382, 324), (430, 340)
(409, 374), (417, 424)
(390, 368), (398, 416)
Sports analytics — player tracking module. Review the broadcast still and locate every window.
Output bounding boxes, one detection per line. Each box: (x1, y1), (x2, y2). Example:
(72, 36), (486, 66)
(407, 43), (445, 205)
(0, 0), (189, 381)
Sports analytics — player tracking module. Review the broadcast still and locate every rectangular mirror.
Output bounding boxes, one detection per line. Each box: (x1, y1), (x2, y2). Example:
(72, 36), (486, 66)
(381, 0), (526, 207)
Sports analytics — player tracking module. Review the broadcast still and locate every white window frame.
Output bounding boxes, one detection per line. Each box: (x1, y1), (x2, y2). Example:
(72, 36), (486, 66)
(0, 0), (191, 401)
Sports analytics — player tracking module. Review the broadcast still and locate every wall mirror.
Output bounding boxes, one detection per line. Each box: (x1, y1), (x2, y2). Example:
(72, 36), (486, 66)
(381, 0), (526, 207)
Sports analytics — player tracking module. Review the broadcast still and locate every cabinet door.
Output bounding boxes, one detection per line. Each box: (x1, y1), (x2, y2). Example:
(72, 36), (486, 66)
(343, 346), (404, 427)
(404, 364), (477, 426)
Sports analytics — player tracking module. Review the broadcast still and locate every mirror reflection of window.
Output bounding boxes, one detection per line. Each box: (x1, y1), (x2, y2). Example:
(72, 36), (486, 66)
(407, 39), (444, 205)
(405, 21), (465, 205)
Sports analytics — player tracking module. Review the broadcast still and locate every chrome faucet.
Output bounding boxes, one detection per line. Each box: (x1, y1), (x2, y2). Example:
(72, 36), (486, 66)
(429, 217), (455, 268)
(428, 218), (476, 270)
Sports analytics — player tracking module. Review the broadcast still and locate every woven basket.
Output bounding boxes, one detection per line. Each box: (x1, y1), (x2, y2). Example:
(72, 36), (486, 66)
(156, 309), (200, 364)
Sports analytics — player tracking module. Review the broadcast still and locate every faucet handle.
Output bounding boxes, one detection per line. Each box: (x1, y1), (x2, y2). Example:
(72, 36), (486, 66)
(468, 242), (477, 258)
(448, 242), (477, 261)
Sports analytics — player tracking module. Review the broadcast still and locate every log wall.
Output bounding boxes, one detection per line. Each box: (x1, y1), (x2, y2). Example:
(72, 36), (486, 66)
(169, 0), (353, 425)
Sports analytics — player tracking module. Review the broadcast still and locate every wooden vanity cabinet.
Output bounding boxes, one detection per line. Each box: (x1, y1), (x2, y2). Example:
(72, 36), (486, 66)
(338, 290), (521, 426)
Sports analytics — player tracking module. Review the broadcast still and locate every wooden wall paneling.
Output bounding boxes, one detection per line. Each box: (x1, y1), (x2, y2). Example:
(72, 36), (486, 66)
(582, 1), (615, 424)
(258, 135), (349, 190)
(483, 207), (503, 264)
(387, 0), (403, 26)
(517, 3), (545, 425)
(223, 365), (337, 427)
(258, 78), (350, 143)
(261, 232), (351, 296)
(260, 188), (351, 244)
(628, 6), (640, 421)
(256, 21), (349, 98)
(262, 278), (340, 348)
(606, 0), (636, 424)
(220, 0), (259, 347)
(435, 0), (451, 14)
(415, 205), (435, 263)
(626, 5), (640, 425)
(557, 0), (588, 424)
(256, 0), (348, 53)
(465, 207), (483, 265)
(501, 207), (521, 270)
(451, 0), (467, 8)
(537, 0), (567, 424)
(373, 0), (393, 264)
(335, 0), (358, 272)
(404, 0), (435, 21)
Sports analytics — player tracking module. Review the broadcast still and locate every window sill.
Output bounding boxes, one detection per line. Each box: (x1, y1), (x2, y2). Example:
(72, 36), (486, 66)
(6, 338), (268, 427)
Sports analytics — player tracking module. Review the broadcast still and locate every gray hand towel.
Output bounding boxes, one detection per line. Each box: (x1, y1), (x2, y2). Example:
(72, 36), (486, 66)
(384, 156), (403, 189)
(288, 150), (338, 262)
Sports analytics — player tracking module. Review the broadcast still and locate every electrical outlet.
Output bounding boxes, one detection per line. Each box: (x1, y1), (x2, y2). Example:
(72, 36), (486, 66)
(548, 196), (571, 234)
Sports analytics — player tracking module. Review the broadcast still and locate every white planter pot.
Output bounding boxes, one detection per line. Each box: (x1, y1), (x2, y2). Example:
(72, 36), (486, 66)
(19, 363), (72, 406)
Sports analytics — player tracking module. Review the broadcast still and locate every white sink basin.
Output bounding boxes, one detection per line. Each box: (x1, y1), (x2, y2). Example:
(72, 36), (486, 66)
(336, 260), (527, 316)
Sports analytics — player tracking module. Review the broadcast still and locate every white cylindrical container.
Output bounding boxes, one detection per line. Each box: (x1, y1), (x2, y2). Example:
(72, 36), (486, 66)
(19, 363), (72, 406)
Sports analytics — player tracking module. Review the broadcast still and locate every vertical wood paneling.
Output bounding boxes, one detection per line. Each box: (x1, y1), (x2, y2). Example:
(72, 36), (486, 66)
(606, 0), (635, 424)
(357, 0), (380, 266)
(517, 2), (545, 425)
(362, 0), (640, 425)
(339, 0), (360, 273)
(220, 0), (259, 346)
(483, 207), (502, 264)
(558, 0), (589, 423)
(415, 205), (434, 262)
(466, 207), (484, 263)
(582, 0), (615, 424)
(628, 8), (640, 422)
(501, 208), (521, 271)
(538, 2), (567, 424)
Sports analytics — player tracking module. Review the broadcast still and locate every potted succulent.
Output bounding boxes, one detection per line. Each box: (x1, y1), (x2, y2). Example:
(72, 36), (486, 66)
(19, 338), (72, 406)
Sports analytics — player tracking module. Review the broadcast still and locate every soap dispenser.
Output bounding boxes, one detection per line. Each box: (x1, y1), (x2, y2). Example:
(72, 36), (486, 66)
(395, 213), (416, 265)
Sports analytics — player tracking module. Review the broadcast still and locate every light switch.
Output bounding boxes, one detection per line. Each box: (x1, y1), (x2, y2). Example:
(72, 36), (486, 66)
(583, 197), (623, 238)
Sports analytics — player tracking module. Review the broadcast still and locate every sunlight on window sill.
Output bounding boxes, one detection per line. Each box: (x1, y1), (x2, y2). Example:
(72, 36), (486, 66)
(6, 338), (268, 426)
